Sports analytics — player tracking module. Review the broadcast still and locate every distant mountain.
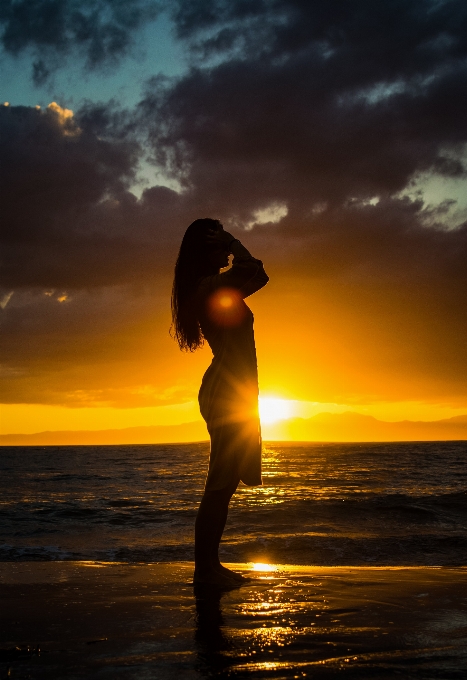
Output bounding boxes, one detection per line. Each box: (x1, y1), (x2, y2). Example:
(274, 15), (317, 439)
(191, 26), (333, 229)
(0, 421), (209, 446)
(1, 411), (467, 445)
(262, 411), (467, 442)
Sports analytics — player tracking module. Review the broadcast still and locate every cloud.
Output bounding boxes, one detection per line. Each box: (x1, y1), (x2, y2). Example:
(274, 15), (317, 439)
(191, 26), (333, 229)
(0, 291), (14, 310)
(245, 202), (288, 230)
(0, 102), (191, 291)
(46, 101), (77, 132)
(143, 0), (467, 216)
(0, 0), (160, 83)
(136, 0), (467, 287)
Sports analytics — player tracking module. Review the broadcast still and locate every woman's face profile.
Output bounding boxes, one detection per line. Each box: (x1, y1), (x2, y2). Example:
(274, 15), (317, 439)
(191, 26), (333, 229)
(207, 244), (230, 270)
(205, 224), (230, 269)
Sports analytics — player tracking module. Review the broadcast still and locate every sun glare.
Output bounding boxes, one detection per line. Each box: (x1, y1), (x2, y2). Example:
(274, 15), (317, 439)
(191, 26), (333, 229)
(258, 397), (293, 424)
(252, 563), (277, 572)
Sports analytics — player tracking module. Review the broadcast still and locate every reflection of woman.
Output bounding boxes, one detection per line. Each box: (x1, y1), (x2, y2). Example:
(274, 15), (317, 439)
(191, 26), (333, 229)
(172, 218), (269, 585)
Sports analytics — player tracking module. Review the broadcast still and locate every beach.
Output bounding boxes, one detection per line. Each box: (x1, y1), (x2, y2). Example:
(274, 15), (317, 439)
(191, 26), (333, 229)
(1, 561), (467, 678)
(2, 442), (466, 677)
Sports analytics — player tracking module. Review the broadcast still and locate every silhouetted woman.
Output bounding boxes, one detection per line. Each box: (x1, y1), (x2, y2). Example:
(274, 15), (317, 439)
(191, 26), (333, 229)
(172, 218), (269, 585)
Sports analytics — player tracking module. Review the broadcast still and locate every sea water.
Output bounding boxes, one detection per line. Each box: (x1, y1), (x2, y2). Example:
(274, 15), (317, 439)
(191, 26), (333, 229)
(1, 441), (466, 565)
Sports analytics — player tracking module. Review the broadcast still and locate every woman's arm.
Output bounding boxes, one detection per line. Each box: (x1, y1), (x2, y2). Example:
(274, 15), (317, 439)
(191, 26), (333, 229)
(206, 228), (269, 298)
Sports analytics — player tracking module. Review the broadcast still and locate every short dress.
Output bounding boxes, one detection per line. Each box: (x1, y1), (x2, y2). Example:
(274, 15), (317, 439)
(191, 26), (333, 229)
(197, 252), (269, 490)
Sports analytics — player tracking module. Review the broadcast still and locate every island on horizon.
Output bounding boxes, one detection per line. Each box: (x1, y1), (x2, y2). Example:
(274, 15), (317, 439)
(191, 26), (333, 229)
(2, 411), (467, 446)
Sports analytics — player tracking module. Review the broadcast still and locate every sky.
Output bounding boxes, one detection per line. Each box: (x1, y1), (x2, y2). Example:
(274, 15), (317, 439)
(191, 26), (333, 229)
(1, 0), (467, 437)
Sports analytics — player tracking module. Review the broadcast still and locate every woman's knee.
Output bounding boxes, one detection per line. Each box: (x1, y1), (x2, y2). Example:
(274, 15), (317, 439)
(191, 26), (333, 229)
(204, 480), (238, 505)
(220, 478), (240, 500)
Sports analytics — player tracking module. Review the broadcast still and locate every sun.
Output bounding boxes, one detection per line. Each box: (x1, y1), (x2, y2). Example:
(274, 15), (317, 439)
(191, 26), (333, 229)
(258, 397), (294, 424)
(252, 563), (277, 572)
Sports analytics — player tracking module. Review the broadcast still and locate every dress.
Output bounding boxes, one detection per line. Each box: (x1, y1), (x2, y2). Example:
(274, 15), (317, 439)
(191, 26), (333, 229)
(197, 252), (269, 490)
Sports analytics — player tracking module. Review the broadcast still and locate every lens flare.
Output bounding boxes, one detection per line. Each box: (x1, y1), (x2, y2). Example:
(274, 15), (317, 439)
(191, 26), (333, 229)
(207, 287), (247, 326)
(219, 294), (233, 308)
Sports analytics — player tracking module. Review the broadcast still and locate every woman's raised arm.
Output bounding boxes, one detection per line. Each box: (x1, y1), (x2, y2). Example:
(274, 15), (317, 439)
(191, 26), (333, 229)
(204, 228), (269, 298)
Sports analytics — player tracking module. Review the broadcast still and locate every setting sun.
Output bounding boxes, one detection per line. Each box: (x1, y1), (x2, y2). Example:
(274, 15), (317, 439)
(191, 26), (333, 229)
(258, 398), (294, 424)
(252, 563), (277, 572)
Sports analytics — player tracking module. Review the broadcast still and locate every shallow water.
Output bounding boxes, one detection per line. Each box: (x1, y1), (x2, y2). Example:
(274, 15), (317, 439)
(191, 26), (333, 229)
(2, 562), (467, 679)
(1, 441), (466, 565)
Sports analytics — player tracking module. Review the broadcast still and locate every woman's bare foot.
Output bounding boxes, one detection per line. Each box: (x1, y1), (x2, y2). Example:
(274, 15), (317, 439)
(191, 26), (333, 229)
(214, 563), (251, 583)
(193, 566), (238, 587)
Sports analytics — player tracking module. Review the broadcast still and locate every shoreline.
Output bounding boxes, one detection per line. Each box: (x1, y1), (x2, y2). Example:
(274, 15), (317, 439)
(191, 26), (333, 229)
(1, 561), (466, 677)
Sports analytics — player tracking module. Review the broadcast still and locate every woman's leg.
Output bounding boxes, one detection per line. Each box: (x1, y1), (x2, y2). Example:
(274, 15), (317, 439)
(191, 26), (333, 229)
(209, 480), (238, 571)
(194, 479), (240, 584)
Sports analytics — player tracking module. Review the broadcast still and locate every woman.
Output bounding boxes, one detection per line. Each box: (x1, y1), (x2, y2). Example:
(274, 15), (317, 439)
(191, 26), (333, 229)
(172, 218), (269, 585)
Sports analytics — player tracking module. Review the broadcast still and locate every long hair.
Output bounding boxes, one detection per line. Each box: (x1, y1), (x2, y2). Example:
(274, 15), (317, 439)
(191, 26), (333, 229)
(171, 218), (222, 351)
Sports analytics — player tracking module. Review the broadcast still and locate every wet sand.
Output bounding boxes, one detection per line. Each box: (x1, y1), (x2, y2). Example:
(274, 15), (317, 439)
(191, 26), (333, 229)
(1, 562), (466, 678)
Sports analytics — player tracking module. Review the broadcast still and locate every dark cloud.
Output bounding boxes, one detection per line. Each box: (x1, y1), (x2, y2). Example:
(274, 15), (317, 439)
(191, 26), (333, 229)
(143, 0), (467, 215)
(136, 0), (467, 288)
(172, 0), (467, 73)
(0, 102), (189, 291)
(0, 0), (160, 83)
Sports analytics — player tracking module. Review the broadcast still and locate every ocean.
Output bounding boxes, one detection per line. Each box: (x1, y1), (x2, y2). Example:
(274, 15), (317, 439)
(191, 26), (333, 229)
(1, 441), (466, 566)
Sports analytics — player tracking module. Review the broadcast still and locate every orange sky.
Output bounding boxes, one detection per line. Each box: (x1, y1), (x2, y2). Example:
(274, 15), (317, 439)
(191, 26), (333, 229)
(2, 265), (467, 436)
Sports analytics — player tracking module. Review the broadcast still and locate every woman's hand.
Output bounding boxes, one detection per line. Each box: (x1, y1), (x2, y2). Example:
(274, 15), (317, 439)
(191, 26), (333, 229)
(206, 226), (235, 248)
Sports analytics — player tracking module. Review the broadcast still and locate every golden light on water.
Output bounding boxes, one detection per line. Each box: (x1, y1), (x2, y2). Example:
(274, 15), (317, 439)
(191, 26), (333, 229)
(258, 398), (293, 424)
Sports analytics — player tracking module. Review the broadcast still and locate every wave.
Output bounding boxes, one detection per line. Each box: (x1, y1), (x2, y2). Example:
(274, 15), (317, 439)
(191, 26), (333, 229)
(1, 442), (466, 566)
